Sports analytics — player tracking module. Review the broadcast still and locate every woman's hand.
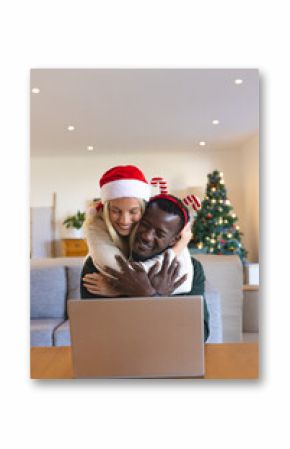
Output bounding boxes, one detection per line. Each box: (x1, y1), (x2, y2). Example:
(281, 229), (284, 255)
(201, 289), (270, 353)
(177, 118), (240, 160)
(172, 222), (192, 256)
(82, 272), (119, 297)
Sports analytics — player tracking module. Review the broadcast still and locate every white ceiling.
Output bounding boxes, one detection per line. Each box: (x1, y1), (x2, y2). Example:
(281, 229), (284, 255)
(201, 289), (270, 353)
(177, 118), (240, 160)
(30, 68), (259, 156)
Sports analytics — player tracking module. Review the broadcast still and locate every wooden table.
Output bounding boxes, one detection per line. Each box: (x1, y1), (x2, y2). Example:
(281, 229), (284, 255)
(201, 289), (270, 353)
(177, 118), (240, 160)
(30, 343), (259, 379)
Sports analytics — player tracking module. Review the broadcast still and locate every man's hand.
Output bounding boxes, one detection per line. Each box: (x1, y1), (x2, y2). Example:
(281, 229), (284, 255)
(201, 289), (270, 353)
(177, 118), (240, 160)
(148, 251), (188, 295)
(82, 272), (119, 297)
(103, 256), (157, 297)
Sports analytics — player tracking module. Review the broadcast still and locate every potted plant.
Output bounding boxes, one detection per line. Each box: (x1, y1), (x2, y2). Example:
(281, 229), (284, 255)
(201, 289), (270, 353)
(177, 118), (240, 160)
(63, 210), (86, 238)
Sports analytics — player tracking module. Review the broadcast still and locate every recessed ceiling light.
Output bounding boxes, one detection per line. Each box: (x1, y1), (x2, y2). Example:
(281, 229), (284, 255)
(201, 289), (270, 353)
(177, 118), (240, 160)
(67, 125), (75, 131)
(234, 79), (243, 85)
(31, 87), (40, 94)
(199, 141), (206, 146)
(87, 146), (94, 151)
(212, 119), (220, 125)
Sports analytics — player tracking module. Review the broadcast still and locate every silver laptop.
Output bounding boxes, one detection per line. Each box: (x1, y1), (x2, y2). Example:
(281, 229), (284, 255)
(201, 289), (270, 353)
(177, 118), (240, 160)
(68, 296), (204, 378)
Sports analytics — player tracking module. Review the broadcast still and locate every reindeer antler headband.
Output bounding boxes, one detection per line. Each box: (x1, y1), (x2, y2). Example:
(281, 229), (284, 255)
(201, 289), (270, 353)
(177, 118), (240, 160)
(150, 176), (201, 222)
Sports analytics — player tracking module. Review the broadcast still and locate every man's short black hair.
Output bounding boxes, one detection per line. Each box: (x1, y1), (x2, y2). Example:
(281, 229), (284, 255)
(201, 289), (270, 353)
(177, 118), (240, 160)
(147, 195), (189, 233)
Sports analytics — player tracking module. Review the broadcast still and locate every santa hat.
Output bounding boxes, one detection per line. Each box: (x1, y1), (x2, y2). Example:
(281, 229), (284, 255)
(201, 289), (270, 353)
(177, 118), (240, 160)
(99, 165), (151, 202)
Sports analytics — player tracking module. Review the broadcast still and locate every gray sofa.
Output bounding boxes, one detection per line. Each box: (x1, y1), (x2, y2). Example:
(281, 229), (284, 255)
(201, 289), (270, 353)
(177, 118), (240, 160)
(30, 255), (243, 347)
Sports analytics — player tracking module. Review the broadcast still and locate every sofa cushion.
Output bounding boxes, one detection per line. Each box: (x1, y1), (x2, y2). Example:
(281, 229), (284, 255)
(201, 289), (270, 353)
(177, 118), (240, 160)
(30, 319), (64, 346)
(31, 257), (84, 267)
(193, 254), (243, 342)
(30, 266), (67, 318)
(54, 320), (71, 346)
(66, 265), (83, 300)
(204, 282), (223, 343)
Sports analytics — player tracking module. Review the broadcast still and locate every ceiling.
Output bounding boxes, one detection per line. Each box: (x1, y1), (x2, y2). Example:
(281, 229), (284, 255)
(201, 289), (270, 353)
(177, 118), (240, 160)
(30, 68), (259, 156)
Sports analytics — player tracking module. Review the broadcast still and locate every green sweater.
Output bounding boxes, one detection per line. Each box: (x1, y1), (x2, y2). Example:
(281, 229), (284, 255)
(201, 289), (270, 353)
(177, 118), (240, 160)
(176, 257), (210, 342)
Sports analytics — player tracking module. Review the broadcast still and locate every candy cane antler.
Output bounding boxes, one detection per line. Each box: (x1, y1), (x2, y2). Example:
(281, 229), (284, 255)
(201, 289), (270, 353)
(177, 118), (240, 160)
(150, 177), (168, 194)
(183, 194), (201, 213)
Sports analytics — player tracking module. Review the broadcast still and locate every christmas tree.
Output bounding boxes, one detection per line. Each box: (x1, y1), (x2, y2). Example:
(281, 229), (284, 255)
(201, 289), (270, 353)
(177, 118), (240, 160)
(191, 170), (247, 262)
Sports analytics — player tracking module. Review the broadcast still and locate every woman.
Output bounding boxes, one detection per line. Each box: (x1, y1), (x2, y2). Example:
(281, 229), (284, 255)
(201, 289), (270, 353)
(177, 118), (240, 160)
(81, 165), (192, 297)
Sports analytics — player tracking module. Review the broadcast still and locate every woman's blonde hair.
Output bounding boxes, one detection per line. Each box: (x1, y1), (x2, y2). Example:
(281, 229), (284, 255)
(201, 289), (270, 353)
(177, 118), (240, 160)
(103, 199), (146, 257)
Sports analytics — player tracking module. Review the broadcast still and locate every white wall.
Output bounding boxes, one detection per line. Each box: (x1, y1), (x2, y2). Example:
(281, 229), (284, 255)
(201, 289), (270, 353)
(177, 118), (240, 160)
(203, 134), (259, 261)
(31, 135), (259, 261)
(239, 134), (259, 261)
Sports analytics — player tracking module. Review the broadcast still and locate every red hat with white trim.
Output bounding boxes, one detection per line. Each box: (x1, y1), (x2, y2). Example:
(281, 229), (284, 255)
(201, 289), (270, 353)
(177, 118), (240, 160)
(99, 165), (151, 202)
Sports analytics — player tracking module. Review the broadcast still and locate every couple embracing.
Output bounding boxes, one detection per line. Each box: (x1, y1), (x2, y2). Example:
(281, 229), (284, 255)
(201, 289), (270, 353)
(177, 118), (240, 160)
(81, 165), (209, 340)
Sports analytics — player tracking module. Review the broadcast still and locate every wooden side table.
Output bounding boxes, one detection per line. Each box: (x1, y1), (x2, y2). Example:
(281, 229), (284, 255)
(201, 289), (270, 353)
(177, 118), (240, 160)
(61, 239), (88, 257)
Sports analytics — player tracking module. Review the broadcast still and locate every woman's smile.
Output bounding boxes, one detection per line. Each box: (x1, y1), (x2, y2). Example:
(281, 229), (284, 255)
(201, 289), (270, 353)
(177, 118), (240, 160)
(115, 223), (132, 234)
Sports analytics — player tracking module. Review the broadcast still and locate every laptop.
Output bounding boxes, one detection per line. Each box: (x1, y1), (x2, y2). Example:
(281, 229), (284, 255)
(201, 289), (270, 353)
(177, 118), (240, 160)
(68, 296), (204, 378)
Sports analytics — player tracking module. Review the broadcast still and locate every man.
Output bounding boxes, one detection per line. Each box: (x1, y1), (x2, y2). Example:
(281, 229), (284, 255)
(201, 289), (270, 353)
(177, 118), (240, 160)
(82, 194), (210, 340)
